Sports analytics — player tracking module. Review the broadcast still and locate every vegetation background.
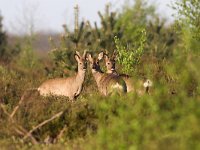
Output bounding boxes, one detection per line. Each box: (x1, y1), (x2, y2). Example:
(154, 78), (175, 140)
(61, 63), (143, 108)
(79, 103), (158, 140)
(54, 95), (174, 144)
(0, 0), (199, 149)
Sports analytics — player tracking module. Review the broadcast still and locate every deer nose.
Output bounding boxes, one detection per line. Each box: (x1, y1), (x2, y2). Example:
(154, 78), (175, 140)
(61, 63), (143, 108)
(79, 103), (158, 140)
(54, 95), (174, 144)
(92, 65), (96, 69)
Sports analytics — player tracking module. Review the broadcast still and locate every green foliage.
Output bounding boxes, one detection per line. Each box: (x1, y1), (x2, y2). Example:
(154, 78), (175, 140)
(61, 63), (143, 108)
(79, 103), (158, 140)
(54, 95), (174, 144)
(0, 15), (7, 62)
(146, 18), (178, 59)
(116, 0), (156, 43)
(91, 88), (200, 150)
(0, 15), (21, 64)
(172, 0), (200, 40)
(114, 28), (146, 74)
(16, 36), (39, 70)
(0, 65), (20, 106)
(48, 36), (75, 77)
(94, 4), (122, 51)
(116, 0), (179, 60)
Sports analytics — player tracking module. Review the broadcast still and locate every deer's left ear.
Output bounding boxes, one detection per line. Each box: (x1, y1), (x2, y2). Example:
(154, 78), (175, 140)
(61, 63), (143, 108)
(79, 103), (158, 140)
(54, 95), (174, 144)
(74, 54), (80, 62)
(75, 51), (81, 57)
(98, 52), (104, 60)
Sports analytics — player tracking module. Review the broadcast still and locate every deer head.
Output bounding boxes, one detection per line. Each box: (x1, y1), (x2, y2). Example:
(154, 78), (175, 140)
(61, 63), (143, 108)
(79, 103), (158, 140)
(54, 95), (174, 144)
(87, 52), (104, 73)
(104, 50), (117, 73)
(74, 50), (87, 72)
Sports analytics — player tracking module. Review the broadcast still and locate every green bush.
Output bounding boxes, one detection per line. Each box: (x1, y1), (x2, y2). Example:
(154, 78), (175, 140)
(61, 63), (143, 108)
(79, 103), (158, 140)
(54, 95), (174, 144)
(114, 28), (146, 74)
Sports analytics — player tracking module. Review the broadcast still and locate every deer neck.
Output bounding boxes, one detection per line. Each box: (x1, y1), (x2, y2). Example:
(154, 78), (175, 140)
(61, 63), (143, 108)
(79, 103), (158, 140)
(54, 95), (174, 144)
(92, 70), (104, 86)
(76, 69), (86, 84)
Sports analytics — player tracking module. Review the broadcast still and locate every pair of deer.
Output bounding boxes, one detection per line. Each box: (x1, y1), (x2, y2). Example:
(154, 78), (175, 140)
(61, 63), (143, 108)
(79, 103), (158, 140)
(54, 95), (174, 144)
(38, 51), (152, 100)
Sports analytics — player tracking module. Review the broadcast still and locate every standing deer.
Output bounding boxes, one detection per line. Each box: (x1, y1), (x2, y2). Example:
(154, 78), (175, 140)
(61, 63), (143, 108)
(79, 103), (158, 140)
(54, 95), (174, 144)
(104, 51), (152, 94)
(38, 51), (87, 100)
(87, 52), (127, 96)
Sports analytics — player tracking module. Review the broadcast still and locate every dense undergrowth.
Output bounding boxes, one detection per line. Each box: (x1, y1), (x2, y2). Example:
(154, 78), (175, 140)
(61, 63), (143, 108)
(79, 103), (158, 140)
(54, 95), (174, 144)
(0, 0), (200, 149)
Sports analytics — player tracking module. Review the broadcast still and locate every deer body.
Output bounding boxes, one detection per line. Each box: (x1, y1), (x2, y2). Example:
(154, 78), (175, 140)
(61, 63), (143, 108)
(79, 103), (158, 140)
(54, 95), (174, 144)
(88, 52), (127, 96)
(38, 51), (87, 100)
(38, 71), (85, 100)
(104, 52), (152, 94)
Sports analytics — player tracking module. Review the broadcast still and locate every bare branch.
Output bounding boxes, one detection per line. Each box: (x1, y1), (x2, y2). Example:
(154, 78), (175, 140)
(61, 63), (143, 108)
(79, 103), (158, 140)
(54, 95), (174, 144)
(0, 104), (11, 117)
(55, 125), (67, 142)
(10, 92), (26, 118)
(0, 103), (38, 144)
(17, 125), (38, 144)
(23, 111), (63, 140)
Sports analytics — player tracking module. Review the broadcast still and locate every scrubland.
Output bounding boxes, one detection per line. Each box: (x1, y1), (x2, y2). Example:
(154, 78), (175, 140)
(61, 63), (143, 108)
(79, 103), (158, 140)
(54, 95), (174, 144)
(0, 0), (200, 149)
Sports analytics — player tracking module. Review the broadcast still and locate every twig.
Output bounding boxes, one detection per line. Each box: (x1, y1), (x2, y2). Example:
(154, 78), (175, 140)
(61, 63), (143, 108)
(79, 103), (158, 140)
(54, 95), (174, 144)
(17, 125), (38, 144)
(55, 125), (67, 142)
(10, 91), (27, 118)
(23, 111), (63, 140)
(0, 104), (11, 117)
(0, 103), (38, 144)
(13, 127), (26, 136)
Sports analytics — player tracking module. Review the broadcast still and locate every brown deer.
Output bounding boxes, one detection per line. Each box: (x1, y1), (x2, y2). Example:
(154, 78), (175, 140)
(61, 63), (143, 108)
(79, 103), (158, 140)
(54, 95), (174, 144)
(104, 51), (152, 94)
(38, 51), (87, 100)
(87, 52), (127, 96)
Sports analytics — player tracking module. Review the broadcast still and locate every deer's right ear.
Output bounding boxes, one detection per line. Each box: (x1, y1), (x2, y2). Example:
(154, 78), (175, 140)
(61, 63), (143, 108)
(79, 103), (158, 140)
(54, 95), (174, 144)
(74, 54), (80, 62)
(86, 53), (92, 62)
(83, 50), (87, 59)
(98, 52), (104, 60)
(112, 50), (117, 60)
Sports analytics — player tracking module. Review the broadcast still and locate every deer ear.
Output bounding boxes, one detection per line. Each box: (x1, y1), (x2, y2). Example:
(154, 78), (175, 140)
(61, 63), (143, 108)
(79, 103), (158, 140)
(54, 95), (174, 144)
(112, 50), (117, 60)
(83, 50), (87, 59)
(74, 54), (80, 62)
(86, 53), (92, 62)
(104, 54), (109, 60)
(98, 52), (104, 60)
(75, 51), (81, 57)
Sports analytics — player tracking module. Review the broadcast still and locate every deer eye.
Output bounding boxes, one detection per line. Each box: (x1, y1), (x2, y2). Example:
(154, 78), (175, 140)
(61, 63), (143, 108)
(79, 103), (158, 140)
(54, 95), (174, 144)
(79, 63), (82, 65)
(107, 63), (110, 65)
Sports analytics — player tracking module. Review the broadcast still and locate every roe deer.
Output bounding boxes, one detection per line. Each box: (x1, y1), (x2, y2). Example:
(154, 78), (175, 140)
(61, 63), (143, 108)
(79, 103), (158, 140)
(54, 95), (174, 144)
(104, 51), (152, 94)
(38, 51), (87, 100)
(87, 52), (127, 96)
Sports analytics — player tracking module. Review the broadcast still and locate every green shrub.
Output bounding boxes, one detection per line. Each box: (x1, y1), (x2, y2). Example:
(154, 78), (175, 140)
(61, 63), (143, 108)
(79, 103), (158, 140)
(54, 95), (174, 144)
(114, 28), (146, 74)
